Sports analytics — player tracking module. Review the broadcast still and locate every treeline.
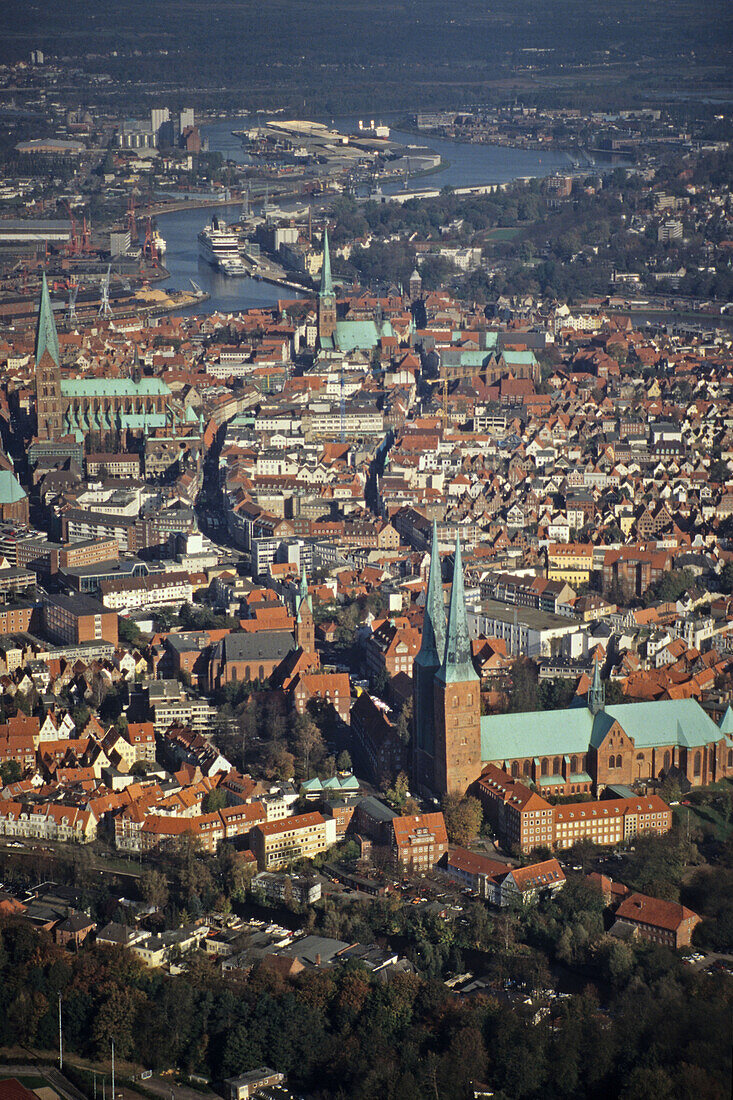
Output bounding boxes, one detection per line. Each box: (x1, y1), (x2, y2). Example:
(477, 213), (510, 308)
(0, 914), (730, 1100)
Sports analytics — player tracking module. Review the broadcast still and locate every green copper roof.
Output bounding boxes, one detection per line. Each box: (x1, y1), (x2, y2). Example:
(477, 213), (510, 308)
(35, 273), (60, 369)
(334, 318), (395, 353)
(320, 226), (333, 298)
(415, 520), (445, 671)
(296, 568), (312, 622)
(480, 696), (724, 765)
(502, 349), (537, 366)
(589, 658), (605, 715)
(436, 533), (477, 685)
(719, 705), (733, 735)
(61, 378), (171, 398)
(0, 469), (26, 505)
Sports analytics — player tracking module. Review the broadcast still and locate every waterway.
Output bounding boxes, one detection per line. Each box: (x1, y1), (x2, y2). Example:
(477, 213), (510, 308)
(157, 115), (615, 315)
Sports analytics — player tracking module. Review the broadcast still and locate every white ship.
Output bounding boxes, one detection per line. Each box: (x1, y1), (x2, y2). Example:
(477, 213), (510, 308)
(197, 216), (247, 274)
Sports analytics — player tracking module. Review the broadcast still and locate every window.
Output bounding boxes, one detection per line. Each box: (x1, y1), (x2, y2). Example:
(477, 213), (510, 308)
(523, 760), (531, 777)
(541, 759), (548, 777)
(570, 755), (578, 773)
(693, 751), (701, 777)
(467, 693), (473, 706)
(663, 750), (671, 771)
(511, 761), (519, 778)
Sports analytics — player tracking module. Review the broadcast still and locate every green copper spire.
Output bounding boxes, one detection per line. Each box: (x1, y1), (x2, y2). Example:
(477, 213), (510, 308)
(415, 520), (446, 669)
(588, 657), (605, 715)
(35, 272), (60, 369)
(437, 533), (477, 684)
(320, 226), (333, 298)
(296, 568), (312, 622)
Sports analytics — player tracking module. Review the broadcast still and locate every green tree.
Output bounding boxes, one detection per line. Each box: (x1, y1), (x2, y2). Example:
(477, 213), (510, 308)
(442, 795), (483, 846)
(202, 788), (227, 813)
(0, 760), (21, 785)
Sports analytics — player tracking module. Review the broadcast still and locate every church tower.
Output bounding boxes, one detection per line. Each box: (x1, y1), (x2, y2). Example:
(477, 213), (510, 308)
(413, 520), (446, 793)
(317, 227), (337, 346)
(588, 657), (605, 716)
(294, 568), (315, 657)
(432, 534), (482, 796)
(35, 274), (65, 441)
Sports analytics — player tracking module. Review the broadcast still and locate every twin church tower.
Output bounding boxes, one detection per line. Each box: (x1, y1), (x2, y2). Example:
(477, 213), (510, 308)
(413, 523), (482, 797)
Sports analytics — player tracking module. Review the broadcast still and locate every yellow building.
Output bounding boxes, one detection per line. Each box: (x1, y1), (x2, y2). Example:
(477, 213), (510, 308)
(251, 811), (337, 869)
(547, 542), (594, 587)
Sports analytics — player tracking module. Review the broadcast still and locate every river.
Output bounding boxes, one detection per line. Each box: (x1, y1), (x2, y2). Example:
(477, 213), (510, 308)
(157, 115), (613, 315)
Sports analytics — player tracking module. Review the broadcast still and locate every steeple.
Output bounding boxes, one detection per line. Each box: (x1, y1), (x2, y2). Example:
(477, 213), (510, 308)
(296, 568), (312, 621)
(320, 227), (333, 298)
(35, 272), (60, 369)
(588, 657), (605, 716)
(436, 533), (477, 684)
(415, 520), (446, 668)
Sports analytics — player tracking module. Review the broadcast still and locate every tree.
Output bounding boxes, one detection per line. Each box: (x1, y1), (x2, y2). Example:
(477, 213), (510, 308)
(293, 714), (324, 779)
(130, 760), (150, 778)
(442, 795), (483, 847)
(0, 760), (21, 786)
(140, 868), (169, 910)
(202, 788), (227, 813)
(337, 750), (352, 773)
(395, 699), (413, 745)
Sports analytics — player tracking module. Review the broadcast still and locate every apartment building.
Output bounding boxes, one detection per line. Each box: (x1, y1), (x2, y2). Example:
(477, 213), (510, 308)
(477, 764), (672, 853)
(86, 453), (141, 478)
(546, 542), (595, 587)
(100, 571), (193, 612)
(391, 812), (448, 872)
(40, 591), (118, 646)
(0, 801), (97, 842)
(250, 811), (337, 869)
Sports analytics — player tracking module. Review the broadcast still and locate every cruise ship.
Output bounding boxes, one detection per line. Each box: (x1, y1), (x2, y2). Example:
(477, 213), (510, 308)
(197, 216), (249, 275)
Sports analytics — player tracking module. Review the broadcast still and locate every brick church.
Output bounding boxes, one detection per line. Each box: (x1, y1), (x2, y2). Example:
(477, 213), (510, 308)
(413, 522), (733, 799)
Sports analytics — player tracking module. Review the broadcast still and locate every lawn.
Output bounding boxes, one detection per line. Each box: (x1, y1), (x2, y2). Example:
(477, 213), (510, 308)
(673, 780), (733, 843)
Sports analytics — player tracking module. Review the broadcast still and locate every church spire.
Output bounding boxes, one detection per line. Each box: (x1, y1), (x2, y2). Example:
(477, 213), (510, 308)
(35, 272), (60, 369)
(437, 533), (477, 684)
(320, 226), (333, 298)
(415, 520), (446, 668)
(296, 568), (312, 621)
(589, 656), (605, 715)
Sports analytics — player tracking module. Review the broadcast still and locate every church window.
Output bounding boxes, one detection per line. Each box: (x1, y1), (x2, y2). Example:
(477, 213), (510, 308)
(511, 762), (519, 778)
(570, 756), (578, 773)
(523, 760), (531, 777)
(693, 751), (701, 777)
(728, 749), (733, 767)
(553, 756), (561, 774)
(466, 693), (473, 705)
(664, 750), (671, 771)
(452, 696), (459, 708)
(541, 759), (548, 777)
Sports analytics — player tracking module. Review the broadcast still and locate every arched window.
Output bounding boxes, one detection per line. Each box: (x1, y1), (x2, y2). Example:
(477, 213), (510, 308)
(231, 667), (237, 681)
(541, 758), (548, 777)
(636, 753), (644, 761)
(523, 760), (531, 777)
(467, 693), (473, 706)
(693, 751), (701, 777)
(511, 761), (519, 778)
(553, 756), (561, 774)
(709, 747), (715, 770)
(570, 756), (578, 773)
(664, 750), (671, 772)
(728, 749), (733, 768)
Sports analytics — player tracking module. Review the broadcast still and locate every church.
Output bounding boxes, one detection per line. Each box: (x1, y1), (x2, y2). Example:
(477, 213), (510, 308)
(34, 274), (197, 447)
(413, 521), (733, 798)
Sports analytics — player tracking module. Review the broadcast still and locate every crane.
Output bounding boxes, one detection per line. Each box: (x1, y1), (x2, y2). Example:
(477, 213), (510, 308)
(98, 265), (112, 318)
(67, 277), (79, 325)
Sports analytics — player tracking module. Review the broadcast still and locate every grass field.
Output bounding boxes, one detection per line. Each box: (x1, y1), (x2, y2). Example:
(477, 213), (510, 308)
(486, 227), (522, 241)
(673, 780), (733, 843)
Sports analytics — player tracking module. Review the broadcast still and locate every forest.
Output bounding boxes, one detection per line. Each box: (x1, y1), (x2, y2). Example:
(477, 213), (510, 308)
(1, 2), (731, 115)
(0, 892), (731, 1100)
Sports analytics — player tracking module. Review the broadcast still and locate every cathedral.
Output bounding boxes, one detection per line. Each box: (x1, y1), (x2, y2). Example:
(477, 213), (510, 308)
(413, 521), (733, 799)
(34, 275), (197, 447)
